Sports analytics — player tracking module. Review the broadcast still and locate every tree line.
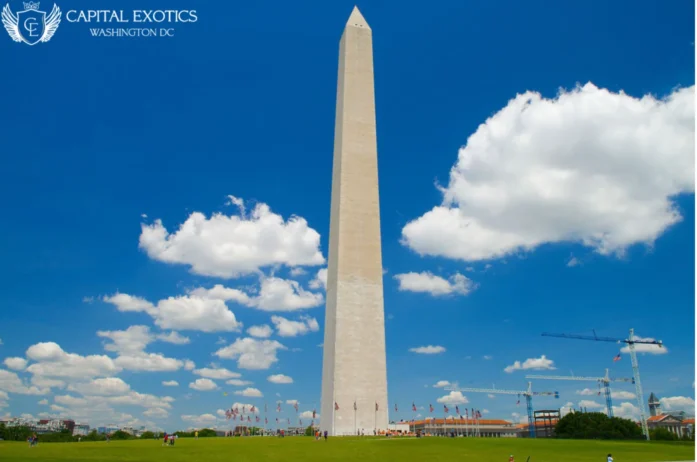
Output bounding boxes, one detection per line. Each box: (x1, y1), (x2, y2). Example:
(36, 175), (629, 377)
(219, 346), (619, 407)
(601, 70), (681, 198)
(555, 412), (694, 442)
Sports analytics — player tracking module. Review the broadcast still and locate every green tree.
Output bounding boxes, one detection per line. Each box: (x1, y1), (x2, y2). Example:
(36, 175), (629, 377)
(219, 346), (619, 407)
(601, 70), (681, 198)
(555, 412), (643, 440)
(650, 427), (679, 441)
(140, 431), (155, 439)
(198, 428), (217, 437)
(305, 425), (315, 436)
(110, 430), (134, 440)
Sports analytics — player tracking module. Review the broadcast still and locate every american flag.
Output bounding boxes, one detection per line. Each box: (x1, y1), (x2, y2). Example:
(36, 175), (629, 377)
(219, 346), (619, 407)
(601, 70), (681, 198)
(250, 405), (256, 413)
(277, 403), (281, 412)
(334, 402), (339, 411)
(613, 353), (622, 362)
(444, 405), (449, 413)
(256, 416), (260, 422)
(412, 402), (417, 412)
(429, 404), (433, 413)
(247, 416), (251, 422)
(299, 419), (303, 426)
(460, 414), (464, 421)
(455, 405), (460, 415)
(312, 409), (316, 419)
(375, 402), (379, 411)
(276, 418), (279, 423)
(395, 403), (398, 412)
(294, 402), (299, 412)
(516, 399), (520, 406)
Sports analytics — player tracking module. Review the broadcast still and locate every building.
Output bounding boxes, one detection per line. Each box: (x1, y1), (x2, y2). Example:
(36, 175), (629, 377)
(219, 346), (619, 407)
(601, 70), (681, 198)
(73, 424), (90, 436)
(320, 5), (389, 437)
(648, 392), (661, 417)
(410, 418), (518, 437)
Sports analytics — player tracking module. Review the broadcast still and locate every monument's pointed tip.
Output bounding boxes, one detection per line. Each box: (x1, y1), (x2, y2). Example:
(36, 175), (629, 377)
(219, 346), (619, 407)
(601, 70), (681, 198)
(346, 5), (370, 30)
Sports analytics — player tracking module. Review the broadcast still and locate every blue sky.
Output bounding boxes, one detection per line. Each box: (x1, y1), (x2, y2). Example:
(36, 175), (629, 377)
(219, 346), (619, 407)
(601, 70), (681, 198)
(0, 0), (694, 431)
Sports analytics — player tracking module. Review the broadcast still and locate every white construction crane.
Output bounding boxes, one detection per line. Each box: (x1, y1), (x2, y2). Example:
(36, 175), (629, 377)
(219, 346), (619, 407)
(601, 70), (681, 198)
(541, 328), (663, 440)
(446, 382), (559, 438)
(525, 368), (634, 417)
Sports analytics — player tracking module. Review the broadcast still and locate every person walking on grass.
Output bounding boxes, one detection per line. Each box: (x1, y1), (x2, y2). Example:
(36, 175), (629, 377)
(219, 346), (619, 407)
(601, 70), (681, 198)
(509, 455), (514, 462)
(324, 430), (328, 441)
(607, 454), (613, 462)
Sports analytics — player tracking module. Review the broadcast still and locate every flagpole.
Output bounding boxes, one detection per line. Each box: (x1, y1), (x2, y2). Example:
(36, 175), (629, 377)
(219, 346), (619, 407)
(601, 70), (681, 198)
(354, 398), (357, 436)
(374, 402), (377, 436)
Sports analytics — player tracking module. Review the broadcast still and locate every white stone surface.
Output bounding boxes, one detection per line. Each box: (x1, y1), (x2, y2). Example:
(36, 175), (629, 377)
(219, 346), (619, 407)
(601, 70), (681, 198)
(320, 6), (389, 436)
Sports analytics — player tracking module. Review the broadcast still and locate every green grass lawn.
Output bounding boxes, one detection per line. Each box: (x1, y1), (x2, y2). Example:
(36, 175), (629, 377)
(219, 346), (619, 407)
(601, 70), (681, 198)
(1, 437), (694, 462)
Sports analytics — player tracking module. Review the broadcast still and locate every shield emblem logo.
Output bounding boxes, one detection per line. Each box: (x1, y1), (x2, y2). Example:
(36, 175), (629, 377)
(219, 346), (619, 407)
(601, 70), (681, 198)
(17, 9), (45, 46)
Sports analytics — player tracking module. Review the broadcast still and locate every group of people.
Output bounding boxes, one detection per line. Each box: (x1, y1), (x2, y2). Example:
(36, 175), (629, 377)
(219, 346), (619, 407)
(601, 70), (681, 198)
(26, 433), (38, 447)
(162, 432), (178, 446)
(314, 430), (328, 441)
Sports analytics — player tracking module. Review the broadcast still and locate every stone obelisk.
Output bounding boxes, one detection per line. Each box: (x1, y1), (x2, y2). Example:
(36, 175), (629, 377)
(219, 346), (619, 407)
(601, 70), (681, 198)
(320, 6), (388, 436)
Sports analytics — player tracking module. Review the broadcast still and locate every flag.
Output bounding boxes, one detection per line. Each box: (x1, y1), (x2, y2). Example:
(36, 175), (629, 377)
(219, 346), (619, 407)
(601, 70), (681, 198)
(247, 416), (251, 422)
(375, 402), (379, 412)
(334, 402), (339, 411)
(460, 414), (464, 421)
(354, 401), (357, 411)
(412, 402), (417, 412)
(395, 403), (398, 412)
(277, 403), (281, 412)
(299, 419), (303, 427)
(287, 418), (290, 424)
(265, 418), (268, 424)
(444, 405), (449, 413)
(516, 399), (520, 406)
(312, 409), (316, 419)
(256, 416), (260, 422)
(276, 418), (279, 423)
(250, 405), (256, 413)
(613, 353), (622, 362)
(294, 402), (299, 412)
(429, 404), (433, 413)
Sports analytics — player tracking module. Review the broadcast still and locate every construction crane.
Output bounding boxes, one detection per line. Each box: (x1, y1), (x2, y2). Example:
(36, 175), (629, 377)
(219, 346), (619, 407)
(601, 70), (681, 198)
(446, 382), (559, 438)
(525, 368), (634, 417)
(541, 328), (663, 440)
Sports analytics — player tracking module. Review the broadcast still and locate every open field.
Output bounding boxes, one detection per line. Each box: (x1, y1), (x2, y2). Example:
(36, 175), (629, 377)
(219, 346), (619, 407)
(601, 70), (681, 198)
(0, 437), (694, 462)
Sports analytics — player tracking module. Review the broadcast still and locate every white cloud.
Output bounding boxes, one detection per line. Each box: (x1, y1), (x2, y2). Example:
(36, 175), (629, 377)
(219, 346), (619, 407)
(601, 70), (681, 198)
(578, 400), (604, 409)
(162, 380), (179, 387)
(401, 84), (694, 262)
(286, 399), (298, 405)
(234, 387), (263, 398)
(433, 380), (450, 388)
(114, 353), (183, 372)
(483, 355), (492, 360)
(611, 390), (636, 400)
(504, 355), (555, 373)
(252, 277), (324, 311)
(3, 357), (27, 371)
(247, 325), (273, 338)
(394, 272), (476, 296)
(38, 398), (48, 405)
(193, 368), (241, 380)
(184, 360), (195, 370)
(139, 198), (325, 278)
(620, 336), (667, 355)
(97, 325), (155, 355)
(214, 338), (286, 370)
(268, 374), (293, 384)
(576, 388), (597, 396)
(612, 402), (640, 420)
(143, 407), (169, 419)
(566, 256), (580, 267)
(156, 331), (191, 345)
(155, 296), (243, 332)
(271, 315), (320, 337)
(487, 394), (496, 399)
(67, 377), (132, 396)
(659, 396), (695, 414)
(226, 379), (253, 386)
(191, 277), (323, 312)
(189, 378), (218, 391)
(25, 342), (121, 380)
(309, 268), (327, 290)
(103, 295), (243, 333)
(437, 391), (469, 405)
(290, 268), (307, 276)
(299, 410), (319, 420)
(409, 345), (446, 354)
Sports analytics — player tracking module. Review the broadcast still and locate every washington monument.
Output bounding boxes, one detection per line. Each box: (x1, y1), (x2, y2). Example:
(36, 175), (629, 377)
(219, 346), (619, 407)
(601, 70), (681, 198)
(320, 6), (388, 436)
